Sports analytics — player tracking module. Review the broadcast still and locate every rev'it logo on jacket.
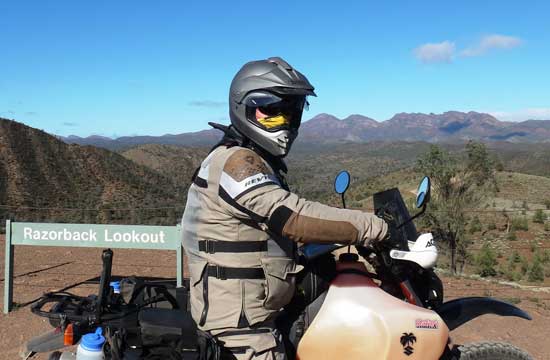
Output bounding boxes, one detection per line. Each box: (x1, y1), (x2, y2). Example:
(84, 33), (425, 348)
(220, 171), (280, 199)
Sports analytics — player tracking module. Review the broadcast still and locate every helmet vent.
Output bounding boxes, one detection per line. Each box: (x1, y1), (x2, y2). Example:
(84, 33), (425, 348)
(267, 57), (293, 71)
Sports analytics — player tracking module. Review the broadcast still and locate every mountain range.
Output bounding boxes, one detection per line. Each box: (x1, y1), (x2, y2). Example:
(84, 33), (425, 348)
(59, 111), (550, 150)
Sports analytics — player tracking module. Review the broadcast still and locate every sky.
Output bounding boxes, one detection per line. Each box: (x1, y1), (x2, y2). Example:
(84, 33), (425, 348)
(1, 0), (550, 137)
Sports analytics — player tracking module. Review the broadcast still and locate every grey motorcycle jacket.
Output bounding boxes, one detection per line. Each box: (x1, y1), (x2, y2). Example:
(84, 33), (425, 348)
(181, 144), (388, 332)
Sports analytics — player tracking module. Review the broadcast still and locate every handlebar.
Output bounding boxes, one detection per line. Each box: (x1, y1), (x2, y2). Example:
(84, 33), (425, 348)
(97, 249), (113, 322)
(31, 292), (96, 323)
(30, 290), (172, 325)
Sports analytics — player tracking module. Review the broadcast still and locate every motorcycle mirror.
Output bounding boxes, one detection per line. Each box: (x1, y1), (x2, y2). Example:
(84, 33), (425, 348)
(397, 176), (431, 230)
(334, 171), (350, 195)
(335, 170), (351, 253)
(415, 176), (431, 208)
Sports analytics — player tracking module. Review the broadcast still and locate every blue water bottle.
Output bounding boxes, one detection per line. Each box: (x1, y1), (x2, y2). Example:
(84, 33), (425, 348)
(76, 327), (105, 359)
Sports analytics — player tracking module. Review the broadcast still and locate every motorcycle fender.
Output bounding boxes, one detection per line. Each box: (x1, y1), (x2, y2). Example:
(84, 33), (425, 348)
(25, 328), (65, 353)
(436, 296), (532, 331)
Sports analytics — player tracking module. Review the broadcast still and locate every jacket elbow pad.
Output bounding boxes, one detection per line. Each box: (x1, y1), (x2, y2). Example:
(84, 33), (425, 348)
(267, 205), (360, 245)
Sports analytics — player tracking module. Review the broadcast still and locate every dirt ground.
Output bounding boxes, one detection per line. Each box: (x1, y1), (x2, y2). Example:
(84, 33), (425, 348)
(1, 236), (549, 360)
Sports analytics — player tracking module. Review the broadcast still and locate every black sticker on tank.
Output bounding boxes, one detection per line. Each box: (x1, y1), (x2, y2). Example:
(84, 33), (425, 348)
(400, 332), (417, 356)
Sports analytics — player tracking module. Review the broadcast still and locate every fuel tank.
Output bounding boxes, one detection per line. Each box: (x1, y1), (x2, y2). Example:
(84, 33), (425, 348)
(296, 260), (449, 360)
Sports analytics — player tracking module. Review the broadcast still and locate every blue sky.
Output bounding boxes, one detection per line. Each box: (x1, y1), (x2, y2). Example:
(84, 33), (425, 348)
(1, 0), (549, 137)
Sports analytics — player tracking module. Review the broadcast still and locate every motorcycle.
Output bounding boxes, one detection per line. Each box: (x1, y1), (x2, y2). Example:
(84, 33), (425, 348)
(23, 172), (534, 359)
(295, 172), (533, 359)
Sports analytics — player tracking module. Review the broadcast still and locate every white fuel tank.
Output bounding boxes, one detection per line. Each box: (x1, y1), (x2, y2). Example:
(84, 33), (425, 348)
(296, 261), (449, 360)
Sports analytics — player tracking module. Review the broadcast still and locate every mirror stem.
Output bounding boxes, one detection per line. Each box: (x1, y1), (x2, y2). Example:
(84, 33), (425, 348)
(396, 204), (427, 229)
(340, 194), (351, 253)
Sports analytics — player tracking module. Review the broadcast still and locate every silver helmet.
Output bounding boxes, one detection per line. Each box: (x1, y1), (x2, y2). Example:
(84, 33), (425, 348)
(229, 57), (316, 157)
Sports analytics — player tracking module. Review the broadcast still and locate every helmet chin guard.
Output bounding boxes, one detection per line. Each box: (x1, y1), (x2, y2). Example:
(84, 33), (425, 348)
(229, 57), (315, 157)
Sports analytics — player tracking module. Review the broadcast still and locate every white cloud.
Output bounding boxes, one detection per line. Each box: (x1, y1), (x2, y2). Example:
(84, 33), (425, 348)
(489, 108), (550, 122)
(462, 34), (522, 57)
(414, 41), (455, 64)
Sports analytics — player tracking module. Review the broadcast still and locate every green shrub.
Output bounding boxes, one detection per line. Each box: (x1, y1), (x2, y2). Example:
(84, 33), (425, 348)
(504, 270), (522, 282)
(520, 257), (529, 275)
(533, 209), (548, 224)
(476, 244), (498, 277)
(507, 232), (517, 241)
(509, 250), (521, 263)
(502, 256), (522, 282)
(528, 258), (545, 282)
(511, 217), (529, 231)
(469, 216), (483, 234)
(545, 222), (550, 232)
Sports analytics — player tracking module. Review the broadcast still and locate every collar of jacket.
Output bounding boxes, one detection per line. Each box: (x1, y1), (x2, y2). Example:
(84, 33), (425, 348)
(208, 122), (289, 175)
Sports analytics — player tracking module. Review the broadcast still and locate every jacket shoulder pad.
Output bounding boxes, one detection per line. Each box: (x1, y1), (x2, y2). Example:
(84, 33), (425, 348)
(223, 148), (273, 181)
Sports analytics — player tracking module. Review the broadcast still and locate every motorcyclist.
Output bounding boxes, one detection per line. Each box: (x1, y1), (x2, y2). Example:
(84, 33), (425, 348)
(181, 57), (389, 360)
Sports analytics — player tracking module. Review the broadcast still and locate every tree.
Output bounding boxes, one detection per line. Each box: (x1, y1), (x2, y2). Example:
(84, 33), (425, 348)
(415, 141), (497, 274)
(476, 243), (498, 277)
(528, 257), (545, 282)
(502, 252), (521, 281)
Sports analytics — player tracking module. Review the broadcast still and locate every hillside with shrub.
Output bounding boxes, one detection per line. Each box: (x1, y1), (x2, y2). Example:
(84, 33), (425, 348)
(0, 118), (187, 226)
(329, 156), (550, 286)
(2, 118), (549, 285)
(121, 144), (207, 190)
(116, 139), (550, 285)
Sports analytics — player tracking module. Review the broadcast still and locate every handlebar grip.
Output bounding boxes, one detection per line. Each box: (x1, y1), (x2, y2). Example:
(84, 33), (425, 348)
(301, 243), (344, 261)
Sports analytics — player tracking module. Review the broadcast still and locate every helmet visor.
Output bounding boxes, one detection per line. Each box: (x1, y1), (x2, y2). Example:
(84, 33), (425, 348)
(244, 92), (307, 132)
(242, 91), (283, 107)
